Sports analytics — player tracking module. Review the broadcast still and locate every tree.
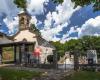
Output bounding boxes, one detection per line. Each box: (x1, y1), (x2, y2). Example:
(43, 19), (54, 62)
(51, 36), (100, 59)
(14, 0), (27, 10)
(65, 39), (81, 50)
(52, 0), (63, 3)
(52, 0), (100, 11)
(30, 24), (41, 36)
(72, 0), (100, 11)
(51, 41), (65, 57)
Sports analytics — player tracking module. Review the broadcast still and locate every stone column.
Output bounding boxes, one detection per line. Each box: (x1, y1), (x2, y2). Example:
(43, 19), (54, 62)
(26, 46), (30, 64)
(19, 46), (22, 64)
(19, 44), (27, 64)
(0, 47), (2, 64)
(21, 44), (25, 64)
(14, 46), (17, 63)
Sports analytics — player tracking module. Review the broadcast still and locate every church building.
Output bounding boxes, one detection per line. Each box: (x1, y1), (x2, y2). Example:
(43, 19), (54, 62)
(11, 12), (55, 63)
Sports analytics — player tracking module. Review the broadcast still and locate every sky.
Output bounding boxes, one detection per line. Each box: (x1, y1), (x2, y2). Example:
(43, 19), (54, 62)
(0, 0), (100, 43)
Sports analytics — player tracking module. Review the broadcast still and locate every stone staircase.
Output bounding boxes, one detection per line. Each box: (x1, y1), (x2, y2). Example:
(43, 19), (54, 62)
(58, 55), (67, 64)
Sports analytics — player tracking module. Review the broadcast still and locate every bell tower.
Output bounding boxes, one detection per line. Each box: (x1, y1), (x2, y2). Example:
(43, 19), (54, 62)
(18, 12), (31, 30)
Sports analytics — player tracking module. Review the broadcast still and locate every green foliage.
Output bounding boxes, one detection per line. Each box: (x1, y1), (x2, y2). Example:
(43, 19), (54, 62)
(72, 0), (100, 11)
(51, 41), (65, 57)
(52, 0), (64, 3)
(93, 1), (100, 11)
(51, 41), (65, 50)
(3, 47), (13, 51)
(14, 0), (26, 10)
(52, 0), (100, 11)
(31, 24), (41, 36)
(57, 50), (65, 57)
(52, 36), (100, 57)
(72, 0), (91, 7)
(0, 68), (41, 80)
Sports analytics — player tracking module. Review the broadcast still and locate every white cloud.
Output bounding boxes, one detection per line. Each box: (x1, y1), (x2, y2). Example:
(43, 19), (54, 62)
(60, 37), (78, 43)
(30, 16), (43, 28)
(3, 16), (19, 34)
(52, 36), (60, 42)
(44, 12), (52, 30)
(68, 27), (76, 34)
(60, 27), (79, 43)
(41, 23), (68, 41)
(0, 0), (49, 17)
(52, 0), (79, 25)
(30, 16), (37, 25)
(0, 0), (18, 19)
(78, 16), (100, 37)
(27, 0), (49, 15)
(0, 0), (49, 35)
(41, 0), (81, 42)
(0, 0), (19, 35)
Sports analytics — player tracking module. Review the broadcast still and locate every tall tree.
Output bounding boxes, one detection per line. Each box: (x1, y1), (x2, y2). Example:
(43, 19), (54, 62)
(30, 24), (41, 36)
(51, 36), (100, 59)
(51, 41), (65, 57)
(52, 0), (63, 3)
(14, 0), (27, 10)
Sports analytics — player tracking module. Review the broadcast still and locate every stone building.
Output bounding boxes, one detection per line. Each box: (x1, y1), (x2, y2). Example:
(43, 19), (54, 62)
(12, 11), (55, 63)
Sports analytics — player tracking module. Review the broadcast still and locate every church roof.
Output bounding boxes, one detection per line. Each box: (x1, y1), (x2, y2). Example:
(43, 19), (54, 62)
(37, 36), (55, 49)
(18, 11), (31, 19)
(0, 32), (13, 45)
(0, 38), (13, 45)
(0, 32), (35, 47)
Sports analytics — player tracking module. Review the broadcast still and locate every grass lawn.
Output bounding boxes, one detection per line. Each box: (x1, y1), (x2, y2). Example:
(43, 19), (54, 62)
(63, 71), (100, 80)
(0, 68), (41, 80)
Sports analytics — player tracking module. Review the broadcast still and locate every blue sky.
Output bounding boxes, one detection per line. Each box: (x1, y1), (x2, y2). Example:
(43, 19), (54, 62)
(0, 0), (100, 43)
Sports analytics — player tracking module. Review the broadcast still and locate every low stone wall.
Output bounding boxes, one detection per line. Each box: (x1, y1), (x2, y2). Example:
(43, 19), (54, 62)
(30, 64), (56, 69)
